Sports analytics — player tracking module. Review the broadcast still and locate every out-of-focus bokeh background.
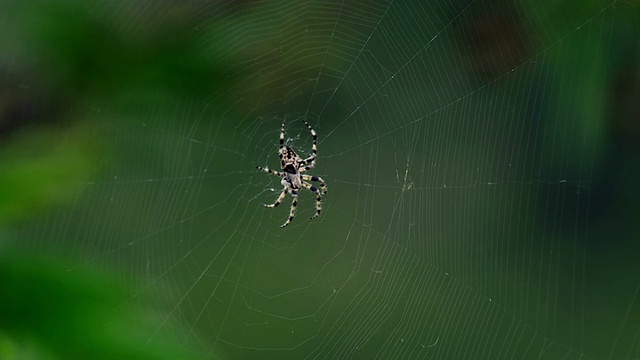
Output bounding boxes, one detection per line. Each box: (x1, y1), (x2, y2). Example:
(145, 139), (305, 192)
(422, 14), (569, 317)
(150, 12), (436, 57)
(1, 0), (638, 359)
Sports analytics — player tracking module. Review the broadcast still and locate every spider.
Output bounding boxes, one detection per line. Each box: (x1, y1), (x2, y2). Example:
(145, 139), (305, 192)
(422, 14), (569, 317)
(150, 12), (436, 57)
(257, 120), (328, 227)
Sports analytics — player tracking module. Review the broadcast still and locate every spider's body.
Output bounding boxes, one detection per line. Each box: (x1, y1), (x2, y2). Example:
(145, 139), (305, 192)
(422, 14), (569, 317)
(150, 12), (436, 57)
(257, 121), (327, 227)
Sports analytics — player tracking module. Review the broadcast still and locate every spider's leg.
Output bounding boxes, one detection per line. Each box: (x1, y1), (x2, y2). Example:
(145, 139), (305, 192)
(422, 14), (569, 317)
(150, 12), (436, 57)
(280, 191), (298, 227)
(256, 166), (285, 177)
(279, 122), (285, 147)
(302, 181), (323, 219)
(265, 189), (287, 208)
(299, 120), (317, 165)
(278, 122), (285, 159)
(301, 174), (327, 194)
(299, 163), (315, 172)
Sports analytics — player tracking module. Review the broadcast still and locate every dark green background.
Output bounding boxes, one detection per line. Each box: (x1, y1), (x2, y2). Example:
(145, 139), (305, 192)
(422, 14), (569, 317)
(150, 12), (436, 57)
(1, 0), (638, 359)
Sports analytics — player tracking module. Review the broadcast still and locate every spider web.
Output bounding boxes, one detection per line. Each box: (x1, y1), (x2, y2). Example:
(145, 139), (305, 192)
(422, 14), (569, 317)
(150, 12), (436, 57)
(16, 0), (640, 359)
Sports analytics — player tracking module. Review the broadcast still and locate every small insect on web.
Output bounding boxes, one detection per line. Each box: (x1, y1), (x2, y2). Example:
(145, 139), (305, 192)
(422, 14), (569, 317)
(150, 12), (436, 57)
(257, 120), (328, 227)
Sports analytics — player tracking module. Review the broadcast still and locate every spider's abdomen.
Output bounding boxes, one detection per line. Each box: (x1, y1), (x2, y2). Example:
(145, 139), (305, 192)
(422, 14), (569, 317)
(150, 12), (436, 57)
(280, 146), (299, 164)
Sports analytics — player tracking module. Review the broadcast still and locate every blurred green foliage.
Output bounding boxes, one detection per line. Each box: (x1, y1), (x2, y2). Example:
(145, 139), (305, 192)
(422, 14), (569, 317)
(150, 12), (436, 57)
(0, 250), (202, 360)
(5, 1), (232, 103)
(0, 0), (253, 223)
(0, 0), (241, 358)
(0, 125), (100, 224)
